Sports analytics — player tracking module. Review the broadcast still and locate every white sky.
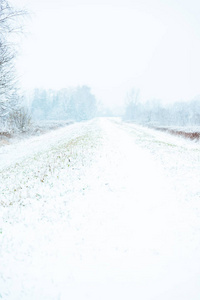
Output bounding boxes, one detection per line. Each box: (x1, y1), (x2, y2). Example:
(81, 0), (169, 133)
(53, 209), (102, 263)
(11, 0), (200, 107)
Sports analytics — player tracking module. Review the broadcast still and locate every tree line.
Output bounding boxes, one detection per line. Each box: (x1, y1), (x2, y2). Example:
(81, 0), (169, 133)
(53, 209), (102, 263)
(124, 89), (200, 127)
(31, 86), (97, 121)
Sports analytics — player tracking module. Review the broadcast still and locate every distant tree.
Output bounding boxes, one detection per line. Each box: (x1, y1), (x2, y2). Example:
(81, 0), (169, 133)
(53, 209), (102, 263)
(71, 86), (97, 121)
(124, 89), (140, 121)
(31, 89), (51, 119)
(189, 97), (200, 125)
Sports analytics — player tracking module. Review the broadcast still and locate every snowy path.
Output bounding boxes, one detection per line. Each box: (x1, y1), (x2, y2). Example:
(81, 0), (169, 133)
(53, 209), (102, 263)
(0, 118), (200, 300)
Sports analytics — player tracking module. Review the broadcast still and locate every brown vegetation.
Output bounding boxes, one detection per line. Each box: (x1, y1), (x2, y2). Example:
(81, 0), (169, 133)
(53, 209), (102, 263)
(153, 127), (200, 141)
(0, 131), (11, 138)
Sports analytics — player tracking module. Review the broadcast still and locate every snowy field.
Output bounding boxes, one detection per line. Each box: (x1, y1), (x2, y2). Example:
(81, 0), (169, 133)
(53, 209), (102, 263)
(0, 117), (200, 300)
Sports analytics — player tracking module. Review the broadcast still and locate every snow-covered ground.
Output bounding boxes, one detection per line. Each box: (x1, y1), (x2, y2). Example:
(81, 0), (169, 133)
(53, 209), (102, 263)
(0, 118), (200, 300)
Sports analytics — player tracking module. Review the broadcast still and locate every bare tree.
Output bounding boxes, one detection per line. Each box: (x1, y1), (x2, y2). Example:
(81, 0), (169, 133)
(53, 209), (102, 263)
(0, 0), (25, 119)
(124, 88), (140, 121)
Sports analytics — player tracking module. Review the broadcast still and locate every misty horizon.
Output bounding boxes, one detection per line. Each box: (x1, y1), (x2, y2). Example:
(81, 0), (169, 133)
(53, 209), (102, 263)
(11, 0), (200, 108)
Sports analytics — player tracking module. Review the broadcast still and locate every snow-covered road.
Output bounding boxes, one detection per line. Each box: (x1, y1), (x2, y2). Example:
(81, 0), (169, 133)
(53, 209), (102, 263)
(1, 118), (200, 300)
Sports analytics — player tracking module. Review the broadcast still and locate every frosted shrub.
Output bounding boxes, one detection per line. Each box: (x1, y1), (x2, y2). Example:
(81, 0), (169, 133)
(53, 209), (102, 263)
(8, 107), (32, 133)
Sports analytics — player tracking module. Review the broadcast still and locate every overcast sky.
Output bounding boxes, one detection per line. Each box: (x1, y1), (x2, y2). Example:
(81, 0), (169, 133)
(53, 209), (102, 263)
(11, 0), (200, 107)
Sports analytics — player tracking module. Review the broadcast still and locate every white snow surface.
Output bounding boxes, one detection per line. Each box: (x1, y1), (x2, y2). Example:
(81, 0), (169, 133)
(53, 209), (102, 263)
(0, 118), (200, 300)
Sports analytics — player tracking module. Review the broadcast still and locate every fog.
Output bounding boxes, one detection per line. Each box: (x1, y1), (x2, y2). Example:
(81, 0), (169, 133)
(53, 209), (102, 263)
(11, 0), (200, 113)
